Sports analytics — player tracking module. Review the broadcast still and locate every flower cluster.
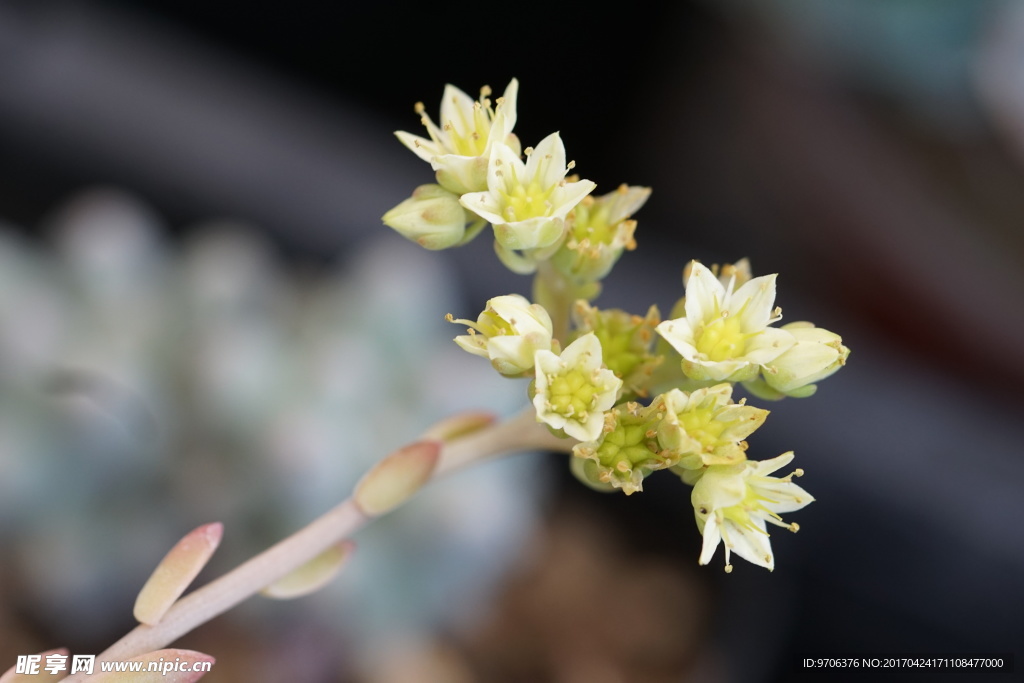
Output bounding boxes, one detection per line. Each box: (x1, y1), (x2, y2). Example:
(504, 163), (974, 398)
(385, 79), (850, 571)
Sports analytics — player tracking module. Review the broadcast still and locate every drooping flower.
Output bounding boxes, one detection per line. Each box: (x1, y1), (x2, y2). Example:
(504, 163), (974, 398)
(396, 79), (520, 195)
(656, 261), (795, 383)
(533, 332), (621, 441)
(448, 294), (554, 377)
(690, 452), (813, 571)
(657, 384), (768, 470)
(461, 133), (596, 272)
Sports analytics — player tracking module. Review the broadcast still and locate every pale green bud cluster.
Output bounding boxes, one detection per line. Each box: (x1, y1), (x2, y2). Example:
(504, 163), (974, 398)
(391, 79), (851, 572)
(570, 301), (661, 401)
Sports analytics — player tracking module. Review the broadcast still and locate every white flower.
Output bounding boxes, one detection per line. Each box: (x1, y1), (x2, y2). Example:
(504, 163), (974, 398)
(658, 385), (768, 470)
(656, 261), (795, 382)
(533, 333), (621, 441)
(461, 132), (596, 261)
(396, 79), (520, 195)
(448, 294), (553, 377)
(690, 452), (813, 571)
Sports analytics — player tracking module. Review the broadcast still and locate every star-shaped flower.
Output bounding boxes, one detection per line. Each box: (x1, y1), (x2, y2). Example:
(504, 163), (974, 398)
(461, 133), (596, 272)
(658, 384), (768, 470)
(690, 452), (813, 571)
(656, 261), (795, 382)
(533, 332), (621, 441)
(396, 79), (520, 195)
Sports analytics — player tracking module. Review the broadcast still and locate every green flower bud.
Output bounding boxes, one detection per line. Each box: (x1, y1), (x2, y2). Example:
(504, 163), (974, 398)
(571, 301), (662, 400)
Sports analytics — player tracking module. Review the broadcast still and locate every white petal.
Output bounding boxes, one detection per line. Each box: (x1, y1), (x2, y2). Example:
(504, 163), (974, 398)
(603, 185), (652, 225)
(560, 332), (602, 370)
(493, 216), (564, 251)
(732, 273), (778, 329)
(439, 84), (476, 137)
(460, 190), (504, 225)
(528, 132), (568, 189)
(655, 318), (698, 357)
(684, 357), (755, 382)
(432, 153), (489, 194)
(744, 327), (797, 365)
(395, 131), (443, 163)
(551, 179), (597, 220)
(684, 262), (724, 324)
(488, 141), (526, 195)
(724, 518), (774, 570)
(766, 341), (841, 392)
(751, 452), (795, 476)
(698, 514), (723, 565)
(758, 481), (815, 514)
(490, 78), (519, 141)
(562, 412), (604, 442)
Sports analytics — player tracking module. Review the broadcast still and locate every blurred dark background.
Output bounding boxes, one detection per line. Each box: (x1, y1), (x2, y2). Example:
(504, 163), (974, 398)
(1, 0), (1022, 681)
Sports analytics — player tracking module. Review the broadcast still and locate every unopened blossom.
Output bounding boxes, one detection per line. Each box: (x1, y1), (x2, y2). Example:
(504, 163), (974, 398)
(449, 294), (554, 377)
(551, 184), (651, 285)
(396, 79), (520, 195)
(571, 301), (662, 400)
(461, 133), (596, 271)
(656, 261), (795, 383)
(572, 400), (672, 495)
(658, 385), (768, 470)
(382, 184), (485, 250)
(745, 322), (850, 399)
(690, 452), (813, 571)
(533, 332), (621, 441)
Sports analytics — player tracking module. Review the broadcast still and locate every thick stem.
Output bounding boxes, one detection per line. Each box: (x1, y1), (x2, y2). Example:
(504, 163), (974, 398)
(64, 409), (569, 679)
(533, 261), (575, 344)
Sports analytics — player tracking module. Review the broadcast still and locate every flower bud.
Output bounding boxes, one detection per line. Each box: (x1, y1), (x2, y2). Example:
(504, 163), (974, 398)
(757, 322), (850, 397)
(382, 184), (483, 250)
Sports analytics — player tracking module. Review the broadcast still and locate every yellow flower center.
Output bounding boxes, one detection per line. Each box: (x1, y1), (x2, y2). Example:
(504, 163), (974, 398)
(447, 96), (495, 157)
(594, 418), (656, 471)
(695, 315), (747, 362)
(569, 198), (614, 245)
(502, 180), (553, 222)
(548, 367), (596, 419)
(679, 407), (729, 451)
(476, 309), (514, 337)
